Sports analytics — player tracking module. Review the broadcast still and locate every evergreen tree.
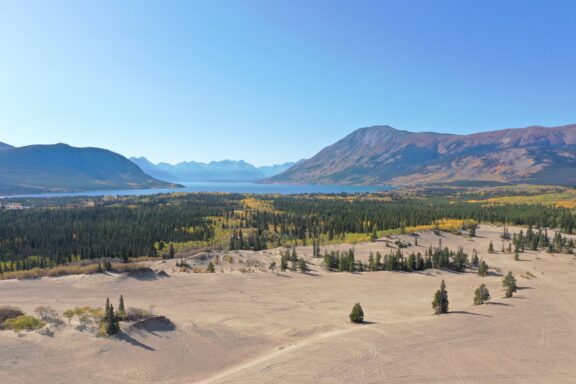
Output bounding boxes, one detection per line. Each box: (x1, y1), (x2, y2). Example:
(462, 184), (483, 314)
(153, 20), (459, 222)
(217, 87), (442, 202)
(117, 295), (126, 320)
(502, 271), (517, 298)
(349, 303), (364, 323)
(473, 284), (491, 305)
(298, 258), (309, 273)
(478, 260), (488, 277)
(432, 280), (449, 314)
(168, 243), (175, 259)
(206, 261), (215, 273)
(280, 252), (288, 272)
(488, 241), (494, 253)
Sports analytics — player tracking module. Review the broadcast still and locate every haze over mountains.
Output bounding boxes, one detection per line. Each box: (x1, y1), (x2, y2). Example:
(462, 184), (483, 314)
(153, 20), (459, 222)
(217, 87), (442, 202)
(2, 124), (576, 196)
(0, 143), (178, 195)
(130, 157), (295, 182)
(268, 124), (576, 186)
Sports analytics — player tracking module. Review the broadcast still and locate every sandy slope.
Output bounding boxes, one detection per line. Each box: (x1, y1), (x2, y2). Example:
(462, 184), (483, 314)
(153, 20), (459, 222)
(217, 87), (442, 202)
(1, 225), (576, 383)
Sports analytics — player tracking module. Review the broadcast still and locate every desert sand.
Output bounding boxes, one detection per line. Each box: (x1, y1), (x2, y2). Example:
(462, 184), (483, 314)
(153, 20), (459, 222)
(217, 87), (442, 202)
(1, 224), (576, 383)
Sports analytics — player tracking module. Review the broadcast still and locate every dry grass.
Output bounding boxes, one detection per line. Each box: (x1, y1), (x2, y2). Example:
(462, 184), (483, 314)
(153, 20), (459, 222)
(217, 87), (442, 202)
(0, 262), (150, 281)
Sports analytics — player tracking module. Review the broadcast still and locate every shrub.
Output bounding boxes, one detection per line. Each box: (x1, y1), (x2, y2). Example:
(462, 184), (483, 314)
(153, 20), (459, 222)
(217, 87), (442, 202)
(125, 307), (153, 322)
(3, 315), (44, 332)
(349, 303), (364, 323)
(0, 305), (24, 325)
(34, 306), (61, 324)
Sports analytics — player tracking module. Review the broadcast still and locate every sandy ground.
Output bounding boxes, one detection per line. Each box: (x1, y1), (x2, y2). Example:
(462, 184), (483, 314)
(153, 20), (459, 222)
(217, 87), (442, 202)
(1, 224), (576, 383)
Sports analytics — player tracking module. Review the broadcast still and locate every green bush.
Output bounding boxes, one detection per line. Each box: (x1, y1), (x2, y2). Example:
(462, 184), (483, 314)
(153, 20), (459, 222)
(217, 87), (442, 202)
(349, 303), (364, 323)
(3, 315), (44, 332)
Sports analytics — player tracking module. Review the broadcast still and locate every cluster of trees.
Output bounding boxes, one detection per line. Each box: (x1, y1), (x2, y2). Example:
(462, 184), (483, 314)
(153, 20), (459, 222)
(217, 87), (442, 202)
(323, 249), (356, 272)
(279, 247), (309, 273)
(506, 225), (574, 254)
(323, 245), (473, 274)
(103, 295), (126, 336)
(228, 229), (267, 251)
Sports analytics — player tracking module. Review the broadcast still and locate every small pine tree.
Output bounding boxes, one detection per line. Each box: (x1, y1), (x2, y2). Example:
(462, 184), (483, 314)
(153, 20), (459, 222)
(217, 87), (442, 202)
(488, 241), (494, 253)
(432, 280), (449, 314)
(502, 271), (517, 298)
(207, 262), (215, 273)
(478, 260), (488, 277)
(298, 258), (309, 273)
(473, 284), (491, 305)
(168, 243), (176, 259)
(349, 303), (364, 323)
(105, 304), (119, 336)
(117, 295), (126, 320)
(469, 225), (476, 238)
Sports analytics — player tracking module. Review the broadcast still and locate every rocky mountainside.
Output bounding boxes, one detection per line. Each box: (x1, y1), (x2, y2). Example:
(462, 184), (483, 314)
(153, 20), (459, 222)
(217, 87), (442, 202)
(267, 124), (576, 186)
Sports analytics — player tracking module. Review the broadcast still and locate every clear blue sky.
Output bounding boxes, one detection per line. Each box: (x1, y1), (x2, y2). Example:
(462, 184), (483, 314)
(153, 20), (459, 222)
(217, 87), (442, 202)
(1, 0), (575, 166)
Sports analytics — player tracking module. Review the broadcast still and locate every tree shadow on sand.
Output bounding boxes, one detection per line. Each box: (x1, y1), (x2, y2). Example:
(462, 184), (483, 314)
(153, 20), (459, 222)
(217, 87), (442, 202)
(115, 332), (155, 351)
(448, 311), (492, 318)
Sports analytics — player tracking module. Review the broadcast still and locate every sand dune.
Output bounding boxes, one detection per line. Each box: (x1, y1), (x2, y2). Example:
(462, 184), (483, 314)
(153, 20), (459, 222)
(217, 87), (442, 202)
(1, 225), (576, 383)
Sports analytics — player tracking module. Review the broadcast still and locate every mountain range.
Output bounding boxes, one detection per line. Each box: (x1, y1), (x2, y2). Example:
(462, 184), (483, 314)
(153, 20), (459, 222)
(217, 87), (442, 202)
(268, 124), (576, 186)
(130, 157), (295, 182)
(0, 143), (178, 195)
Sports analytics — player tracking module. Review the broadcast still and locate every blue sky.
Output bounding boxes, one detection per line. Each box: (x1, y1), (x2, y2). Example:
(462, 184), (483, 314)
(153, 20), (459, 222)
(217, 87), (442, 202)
(1, 0), (575, 165)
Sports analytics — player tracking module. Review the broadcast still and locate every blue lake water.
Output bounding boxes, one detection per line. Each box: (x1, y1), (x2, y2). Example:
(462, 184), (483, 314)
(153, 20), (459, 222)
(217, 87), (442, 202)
(4, 182), (391, 199)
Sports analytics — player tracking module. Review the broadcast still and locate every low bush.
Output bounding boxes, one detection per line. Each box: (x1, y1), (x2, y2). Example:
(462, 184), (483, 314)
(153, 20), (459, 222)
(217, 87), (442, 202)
(3, 315), (44, 332)
(125, 307), (153, 322)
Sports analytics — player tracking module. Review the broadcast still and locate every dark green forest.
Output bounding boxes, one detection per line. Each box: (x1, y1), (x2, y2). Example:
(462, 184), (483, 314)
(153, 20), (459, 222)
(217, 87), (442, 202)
(1, 192), (575, 273)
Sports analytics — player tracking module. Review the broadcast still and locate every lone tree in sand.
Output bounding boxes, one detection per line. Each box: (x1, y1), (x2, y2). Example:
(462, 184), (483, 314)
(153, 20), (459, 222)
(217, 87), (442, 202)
(206, 262), (215, 273)
(502, 271), (518, 298)
(478, 260), (489, 277)
(473, 284), (491, 305)
(488, 241), (495, 253)
(349, 303), (364, 323)
(432, 280), (449, 314)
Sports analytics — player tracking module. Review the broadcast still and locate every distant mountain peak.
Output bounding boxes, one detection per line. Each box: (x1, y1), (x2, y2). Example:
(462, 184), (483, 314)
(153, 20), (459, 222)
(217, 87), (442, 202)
(267, 124), (576, 186)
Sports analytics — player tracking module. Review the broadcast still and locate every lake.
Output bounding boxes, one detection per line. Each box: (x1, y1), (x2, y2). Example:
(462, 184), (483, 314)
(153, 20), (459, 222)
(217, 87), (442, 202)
(4, 182), (391, 199)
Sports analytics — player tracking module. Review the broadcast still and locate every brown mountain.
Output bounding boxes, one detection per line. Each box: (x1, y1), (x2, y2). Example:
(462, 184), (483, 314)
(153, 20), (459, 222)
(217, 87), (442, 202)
(267, 124), (576, 186)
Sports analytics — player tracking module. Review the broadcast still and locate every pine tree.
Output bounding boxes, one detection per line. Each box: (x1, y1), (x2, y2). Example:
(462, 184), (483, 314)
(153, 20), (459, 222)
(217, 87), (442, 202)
(502, 271), (517, 298)
(478, 260), (488, 276)
(117, 295), (126, 320)
(169, 243), (175, 259)
(488, 241), (494, 253)
(432, 280), (449, 314)
(473, 284), (491, 305)
(469, 225), (476, 238)
(298, 258), (309, 273)
(349, 303), (364, 323)
(206, 261), (215, 273)
(280, 252), (288, 272)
